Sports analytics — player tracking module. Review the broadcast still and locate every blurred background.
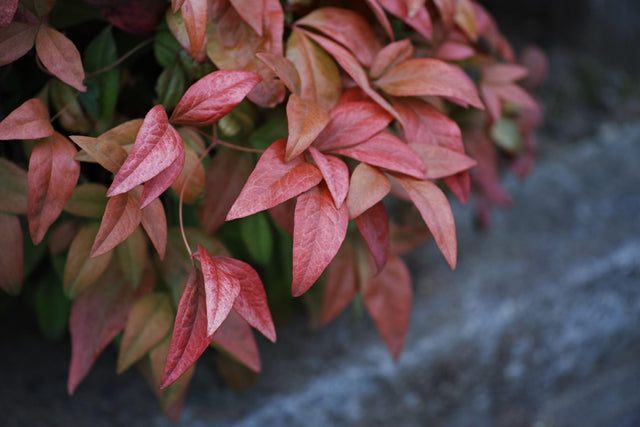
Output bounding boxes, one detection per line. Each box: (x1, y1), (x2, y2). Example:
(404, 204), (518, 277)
(1, 1), (639, 426)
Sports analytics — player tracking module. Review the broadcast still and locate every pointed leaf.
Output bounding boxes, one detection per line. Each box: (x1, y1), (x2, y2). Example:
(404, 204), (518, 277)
(256, 52), (301, 95)
(0, 0), (19, 27)
(355, 202), (390, 273)
(0, 98), (53, 140)
(378, 0), (432, 39)
(64, 223), (113, 298)
(159, 268), (209, 389)
(346, 162), (391, 219)
(331, 132), (425, 179)
(308, 147), (349, 209)
(369, 39), (414, 80)
(201, 147), (253, 233)
(285, 94), (329, 161)
(296, 7), (381, 67)
(140, 141), (185, 208)
(170, 70), (261, 126)
(216, 257), (276, 342)
(396, 176), (457, 269)
(180, 0), (208, 57)
(230, 0), (264, 36)
(68, 261), (153, 394)
(117, 293), (174, 373)
(320, 239), (357, 325)
(71, 135), (128, 174)
(199, 246), (241, 337)
(375, 58), (483, 109)
(226, 139), (322, 220)
(292, 184), (349, 297)
(286, 28), (341, 110)
(0, 158), (28, 215)
(363, 255), (412, 361)
(454, 0), (477, 41)
(211, 310), (261, 372)
(0, 22), (38, 66)
(99, 119), (145, 146)
(28, 132), (81, 244)
(35, 25), (86, 91)
(433, 41), (475, 61)
(409, 142), (476, 179)
(108, 106), (182, 197)
(141, 197), (167, 259)
(64, 183), (108, 218)
(116, 227), (148, 290)
(91, 192), (142, 257)
(313, 100), (393, 152)
(171, 146), (205, 204)
(389, 222), (429, 255)
(0, 213), (23, 295)
(364, 0), (394, 40)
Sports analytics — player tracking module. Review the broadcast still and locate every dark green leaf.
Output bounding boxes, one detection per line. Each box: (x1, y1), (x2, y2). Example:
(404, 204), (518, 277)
(249, 110), (288, 150)
(240, 212), (273, 266)
(34, 271), (71, 339)
(83, 26), (119, 120)
(154, 24), (180, 68)
(156, 61), (187, 111)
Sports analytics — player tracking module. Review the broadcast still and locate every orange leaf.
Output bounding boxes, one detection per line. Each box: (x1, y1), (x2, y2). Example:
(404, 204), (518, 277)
(0, 98), (53, 140)
(90, 192), (142, 258)
(285, 94), (329, 161)
(180, 0), (208, 57)
(27, 132), (80, 244)
(35, 25), (86, 91)
(0, 22), (38, 66)
(256, 52), (301, 95)
(64, 223), (113, 297)
(170, 146), (205, 204)
(0, 213), (23, 295)
(345, 162), (391, 219)
(141, 197), (167, 260)
(70, 135), (129, 174)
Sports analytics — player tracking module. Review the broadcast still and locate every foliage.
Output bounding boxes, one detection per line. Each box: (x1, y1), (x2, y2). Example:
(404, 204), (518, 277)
(0, 0), (546, 419)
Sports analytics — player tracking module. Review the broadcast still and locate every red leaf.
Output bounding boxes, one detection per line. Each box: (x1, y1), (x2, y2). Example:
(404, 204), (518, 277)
(313, 100), (393, 152)
(108, 106), (182, 198)
(198, 246), (241, 337)
(396, 176), (457, 269)
(296, 7), (381, 67)
(0, 98), (53, 140)
(212, 310), (261, 372)
(292, 184), (349, 297)
(226, 139), (322, 220)
(369, 39), (413, 80)
(91, 192), (142, 257)
(319, 239), (357, 325)
(308, 147), (349, 209)
(159, 268), (209, 389)
(140, 142), (185, 209)
(68, 261), (153, 394)
(0, 158), (28, 215)
(86, 0), (164, 35)
(302, 30), (401, 122)
(268, 198), (295, 235)
(0, 22), (38, 66)
(364, 0), (394, 40)
(117, 293), (174, 373)
(331, 132), (425, 179)
(219, 257), (276, 342)
(374, 58), (483, 109)
(28, 132), (80, 244)
(443, 172), (471, 205)
(170, 70), (261, 127)
(256, 52), (301, 95)
(363, 255), (412, 361)
(345, 162), (391, 219)
(180, 0), (208, 57)
(464, 129), (512, 206)
(35, 25), (86, 91)
(141, 197), (168, 259)
(0, 0), (18, 27)
(0, 213), (23, 295)
(433, 41), (475, 61)
(230, 0), (264, 36)
(286, 28), (341, 110)
(201, 147), (253, 233)
(285, 94), (329, 161)
(355, 202), (390, 273)
(409, 142), (476, 179)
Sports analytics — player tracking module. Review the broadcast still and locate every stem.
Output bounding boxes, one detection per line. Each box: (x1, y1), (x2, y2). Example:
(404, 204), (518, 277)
(193, 127), (265, 153)
(85, 38), (153, 79)
(49, 90), (80, 123)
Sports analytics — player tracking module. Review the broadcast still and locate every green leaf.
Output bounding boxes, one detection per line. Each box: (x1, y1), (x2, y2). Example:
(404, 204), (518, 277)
(249, 110), (288, 150)
(82, 26), (119, 121)
(34, 272), (71, 339)
(154, 24), (180, 68)
(240, 212), (273, 266)
(491, 117), (523, 153)
(156, 61), (187, 111)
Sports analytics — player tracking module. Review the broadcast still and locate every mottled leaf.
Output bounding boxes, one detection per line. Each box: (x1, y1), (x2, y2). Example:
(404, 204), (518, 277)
(308, 147), (349, 208)
(35, 25), (86, 91)
(140, 141), (185, 208)
(0, 98), (53, 140)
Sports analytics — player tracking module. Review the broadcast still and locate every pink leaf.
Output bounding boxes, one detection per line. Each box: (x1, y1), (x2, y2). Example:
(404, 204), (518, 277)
(198, 246), (241, 337)
(90, 192), (142, 257)
(378, 0), (432, 39)
(230, 0), (264, 36)
(285, 94), (329, 161)
(211, 310), (261, 372)
(346, 162), (391, 219)
(292, 184), (349, 297)
(0, 22), (38, 66)
(374, 58), (483, 109)
(355, 202), (390, 273)
(35, 25), (86, 91)
(0, 0), (18, 27)
(396, 176), (457, 269)
(331, 132), (425, 179)
(364, 0), (394, 40)
(308, 147), (349, 209)
(433, 41), (475, 61)
(107, 106), (182, 197)
(408, 142), (476, 179)
(180, 0), (208, 57)
(28, 132), (80, 244)
(170, 70), (261, 126)
(141, 197), (168, 259)
(363, 255), (412, 361)
(256, 52), (301, 94)
(140, 141), (185, 209)
(320, 239), (357, 325)
(369, 39), (414, 80)
(0, 98), (53, 140)
(226, 139), (322, 220)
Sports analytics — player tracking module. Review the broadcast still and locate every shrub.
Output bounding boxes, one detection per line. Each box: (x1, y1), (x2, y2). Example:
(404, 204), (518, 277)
(0, 0), (546, 419)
